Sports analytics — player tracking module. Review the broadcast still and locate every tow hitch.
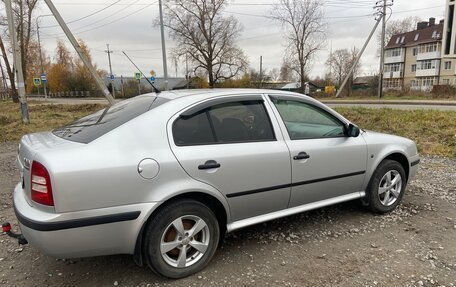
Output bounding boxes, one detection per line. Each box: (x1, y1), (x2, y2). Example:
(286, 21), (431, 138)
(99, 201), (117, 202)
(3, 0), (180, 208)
(2, 222), (28, 245)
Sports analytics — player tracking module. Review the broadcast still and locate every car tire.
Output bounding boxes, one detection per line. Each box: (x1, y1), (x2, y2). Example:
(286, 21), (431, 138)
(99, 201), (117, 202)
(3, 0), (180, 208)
(366, 159), (407, 213)
(143, 199), (220, 279)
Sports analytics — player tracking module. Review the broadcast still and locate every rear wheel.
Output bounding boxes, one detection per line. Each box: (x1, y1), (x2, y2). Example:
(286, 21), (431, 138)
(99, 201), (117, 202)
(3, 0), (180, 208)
(366, 159), (407, 213)
(143, 199), (220, 278)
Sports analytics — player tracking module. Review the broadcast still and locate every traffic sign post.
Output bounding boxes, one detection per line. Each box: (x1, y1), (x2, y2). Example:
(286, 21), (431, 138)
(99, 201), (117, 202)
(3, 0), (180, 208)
(33, 78), (41, 96)
(40, 74), (47, 99)
(135, 72), (142, 95)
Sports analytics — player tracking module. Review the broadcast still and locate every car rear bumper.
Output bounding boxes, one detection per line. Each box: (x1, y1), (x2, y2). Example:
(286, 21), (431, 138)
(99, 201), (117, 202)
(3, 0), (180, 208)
(13, 183), (158, 258)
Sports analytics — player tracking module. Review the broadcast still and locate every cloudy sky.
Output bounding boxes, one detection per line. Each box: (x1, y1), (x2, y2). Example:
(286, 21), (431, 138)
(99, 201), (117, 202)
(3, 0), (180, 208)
(36, 0), (446, 80)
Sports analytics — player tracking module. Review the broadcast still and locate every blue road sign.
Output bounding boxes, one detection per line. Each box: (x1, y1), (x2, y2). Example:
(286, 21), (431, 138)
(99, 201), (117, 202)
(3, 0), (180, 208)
(150, 76), (156, 82)
(41, 74), (47, 83)
(110, 74), (115, 80)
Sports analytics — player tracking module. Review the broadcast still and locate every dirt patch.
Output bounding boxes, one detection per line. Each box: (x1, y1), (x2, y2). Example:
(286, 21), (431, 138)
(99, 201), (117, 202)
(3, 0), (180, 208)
(0, 141), (455, 287)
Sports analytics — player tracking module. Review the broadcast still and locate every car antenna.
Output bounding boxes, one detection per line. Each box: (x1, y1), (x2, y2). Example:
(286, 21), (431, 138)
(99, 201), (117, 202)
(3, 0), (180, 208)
(122, 51), (161, 94)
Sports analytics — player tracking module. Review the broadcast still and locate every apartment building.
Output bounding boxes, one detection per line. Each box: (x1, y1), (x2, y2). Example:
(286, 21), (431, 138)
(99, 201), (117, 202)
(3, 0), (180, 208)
(383, 18), (456, 91)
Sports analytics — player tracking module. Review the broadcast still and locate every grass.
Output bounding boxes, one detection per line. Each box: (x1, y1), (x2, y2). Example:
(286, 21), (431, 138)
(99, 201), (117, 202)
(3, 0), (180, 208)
(0, 101), (104, 142)
(335, 107), (456, 158)
(1, 100), (455, 157)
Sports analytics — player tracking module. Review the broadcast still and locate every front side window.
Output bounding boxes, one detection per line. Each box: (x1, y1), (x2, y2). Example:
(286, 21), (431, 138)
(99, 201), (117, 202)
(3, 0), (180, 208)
(270, 97), (345, 140)
(173, 100), (275, 146)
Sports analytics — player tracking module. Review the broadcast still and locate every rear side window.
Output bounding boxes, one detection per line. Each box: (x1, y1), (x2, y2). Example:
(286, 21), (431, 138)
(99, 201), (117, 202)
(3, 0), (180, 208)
(173, 100), (275, 146)
(53, 96), (168, 143)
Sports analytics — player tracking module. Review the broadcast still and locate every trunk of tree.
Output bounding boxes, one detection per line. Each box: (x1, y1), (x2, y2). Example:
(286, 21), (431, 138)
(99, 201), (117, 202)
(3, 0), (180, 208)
(300, 65), (305, 94)
(0, 36), (19, 103)
(208, 63), (215, 88)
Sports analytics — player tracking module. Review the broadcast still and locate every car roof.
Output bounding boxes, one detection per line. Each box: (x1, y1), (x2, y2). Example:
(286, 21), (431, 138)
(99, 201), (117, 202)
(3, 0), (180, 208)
(150, 88), (309, 101)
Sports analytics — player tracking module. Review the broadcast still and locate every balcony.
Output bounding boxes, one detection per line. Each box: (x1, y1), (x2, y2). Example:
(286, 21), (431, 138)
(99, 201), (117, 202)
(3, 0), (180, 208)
(383, 71), (403, 79)
(384, 54), (405, 64)
(416, 68), (439, 77)
(417, 51), (441, 61)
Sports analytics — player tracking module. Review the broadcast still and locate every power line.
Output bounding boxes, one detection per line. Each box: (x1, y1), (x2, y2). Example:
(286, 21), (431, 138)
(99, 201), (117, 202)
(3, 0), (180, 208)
(41, 0), (122, 28)
(41, 0), (156, 39)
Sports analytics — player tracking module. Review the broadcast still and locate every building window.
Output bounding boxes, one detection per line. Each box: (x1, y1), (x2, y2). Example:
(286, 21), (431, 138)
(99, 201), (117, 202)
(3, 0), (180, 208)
(422, 77), (435, 87)
(411, 64), (417, 72)
(414, 34), (419, 41)
(384, 79), (401, 88)
(443, 79), (450, 85)
(410, 80), (417, 87)
(418, 60), (438, 70)
(412, 48), (418, 56)
(386, 48), (402, 58)
(392, 49), (401, 57)
(444, 61), (452, 70)
(419, 43), (439, 54)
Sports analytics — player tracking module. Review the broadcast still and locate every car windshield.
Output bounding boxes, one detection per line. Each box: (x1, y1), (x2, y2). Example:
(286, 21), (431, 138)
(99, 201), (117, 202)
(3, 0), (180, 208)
(53, 96), (168, 143)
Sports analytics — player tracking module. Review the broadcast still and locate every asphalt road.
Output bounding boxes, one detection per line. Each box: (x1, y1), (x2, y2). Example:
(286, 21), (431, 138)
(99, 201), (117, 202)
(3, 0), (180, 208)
(324, 103), (456, 111)
(29, 97), (456, 111)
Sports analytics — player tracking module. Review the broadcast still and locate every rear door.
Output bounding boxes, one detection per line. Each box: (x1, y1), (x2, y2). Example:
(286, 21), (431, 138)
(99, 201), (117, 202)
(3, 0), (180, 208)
(169, 95), (291, 221)
(267, 95), (367, 207)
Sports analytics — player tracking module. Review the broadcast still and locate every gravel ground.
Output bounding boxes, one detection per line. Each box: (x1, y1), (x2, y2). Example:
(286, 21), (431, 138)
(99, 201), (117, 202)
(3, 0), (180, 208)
(0, 141), (455, 287)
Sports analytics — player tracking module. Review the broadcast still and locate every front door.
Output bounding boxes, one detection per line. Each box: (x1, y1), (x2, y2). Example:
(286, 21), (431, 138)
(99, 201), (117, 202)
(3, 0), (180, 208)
(268, 95), (367, 207)
(169, 95), (291, 221)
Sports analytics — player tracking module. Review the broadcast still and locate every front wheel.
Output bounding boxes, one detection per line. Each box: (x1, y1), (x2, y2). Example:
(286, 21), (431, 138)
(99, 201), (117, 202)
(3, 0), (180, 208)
(143, 199), (220, 278)
(366, 159), (407, 213)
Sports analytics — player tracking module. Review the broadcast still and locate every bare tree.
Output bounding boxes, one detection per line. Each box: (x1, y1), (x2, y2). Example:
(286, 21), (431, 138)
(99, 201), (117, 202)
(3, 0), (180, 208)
(377, 16), (421, 55)
(271, 0), (326, 93)
(0, 0), (39, 102)
(326, 47), (360, 96)
(162, 0), (248, 88)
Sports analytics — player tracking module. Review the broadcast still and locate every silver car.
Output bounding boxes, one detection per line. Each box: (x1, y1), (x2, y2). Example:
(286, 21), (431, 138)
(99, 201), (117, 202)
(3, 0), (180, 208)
(8, 89), (419, 278)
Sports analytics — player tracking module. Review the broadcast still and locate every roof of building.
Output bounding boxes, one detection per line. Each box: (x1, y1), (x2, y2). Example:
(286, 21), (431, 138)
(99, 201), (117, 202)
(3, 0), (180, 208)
(386, 22), (443, 49)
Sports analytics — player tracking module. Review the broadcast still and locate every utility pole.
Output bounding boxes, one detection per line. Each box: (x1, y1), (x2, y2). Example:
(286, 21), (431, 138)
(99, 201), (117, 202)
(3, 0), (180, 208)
(43, 0), (115, 105)
(105, 44), (115, 98)
(376, 0), (393, 98)
(5, 0), (29, 123)
(36, 15), (51, 99)
(335, 14), (384, 98)
(259, 56), (263, 88)
(158, 0), (168, 91)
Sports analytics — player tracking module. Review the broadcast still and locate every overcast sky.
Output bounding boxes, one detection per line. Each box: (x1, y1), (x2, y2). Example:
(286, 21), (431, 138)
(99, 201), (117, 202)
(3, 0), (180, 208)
(36, 0), (446, 80)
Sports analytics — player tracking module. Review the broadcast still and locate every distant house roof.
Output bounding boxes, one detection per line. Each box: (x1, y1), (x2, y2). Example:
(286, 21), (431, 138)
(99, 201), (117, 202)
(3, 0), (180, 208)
(281, 82), (301, 90)
(353, 76), (374, 85)
(104, 76), (186, 91)
(386, 21), (443, 49)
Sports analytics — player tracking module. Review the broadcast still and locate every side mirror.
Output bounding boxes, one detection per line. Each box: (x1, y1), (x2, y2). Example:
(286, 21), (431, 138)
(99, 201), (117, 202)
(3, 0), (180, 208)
(347, 124), (360, 137)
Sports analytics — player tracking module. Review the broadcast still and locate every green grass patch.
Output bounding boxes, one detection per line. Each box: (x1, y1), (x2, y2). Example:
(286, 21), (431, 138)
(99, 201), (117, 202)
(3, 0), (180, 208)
(335, 107), (456, 158)
(0, 101), (104, 142)
(1, 100), (454, 157)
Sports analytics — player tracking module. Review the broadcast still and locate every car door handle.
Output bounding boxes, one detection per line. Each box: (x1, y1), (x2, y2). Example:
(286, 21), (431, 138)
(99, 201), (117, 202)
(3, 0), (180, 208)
(293, 152), (310, 160)
(198, 160), (221, 170)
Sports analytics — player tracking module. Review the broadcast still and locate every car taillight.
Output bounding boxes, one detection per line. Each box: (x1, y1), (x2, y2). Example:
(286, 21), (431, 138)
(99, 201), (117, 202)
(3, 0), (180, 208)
(31, 161), (54, 206)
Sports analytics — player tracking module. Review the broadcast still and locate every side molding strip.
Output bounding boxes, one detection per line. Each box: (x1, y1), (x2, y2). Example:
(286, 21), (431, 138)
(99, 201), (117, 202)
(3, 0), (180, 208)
(226, 171), (366, 198)
(226, 191), (365, 232)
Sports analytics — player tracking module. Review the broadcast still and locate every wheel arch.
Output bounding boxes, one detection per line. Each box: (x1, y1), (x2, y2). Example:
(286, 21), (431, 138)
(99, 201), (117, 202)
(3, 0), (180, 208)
(133, 191), (229, 266)
(383, 152), (410, 182)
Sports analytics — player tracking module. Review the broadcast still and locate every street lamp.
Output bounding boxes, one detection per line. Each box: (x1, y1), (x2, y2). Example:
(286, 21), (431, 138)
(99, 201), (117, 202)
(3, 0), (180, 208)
(36, 14), (52, 99)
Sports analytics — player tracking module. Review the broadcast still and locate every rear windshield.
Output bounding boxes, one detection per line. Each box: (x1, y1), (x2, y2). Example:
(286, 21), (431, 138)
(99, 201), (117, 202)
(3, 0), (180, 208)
(53, 96), (168, 143)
